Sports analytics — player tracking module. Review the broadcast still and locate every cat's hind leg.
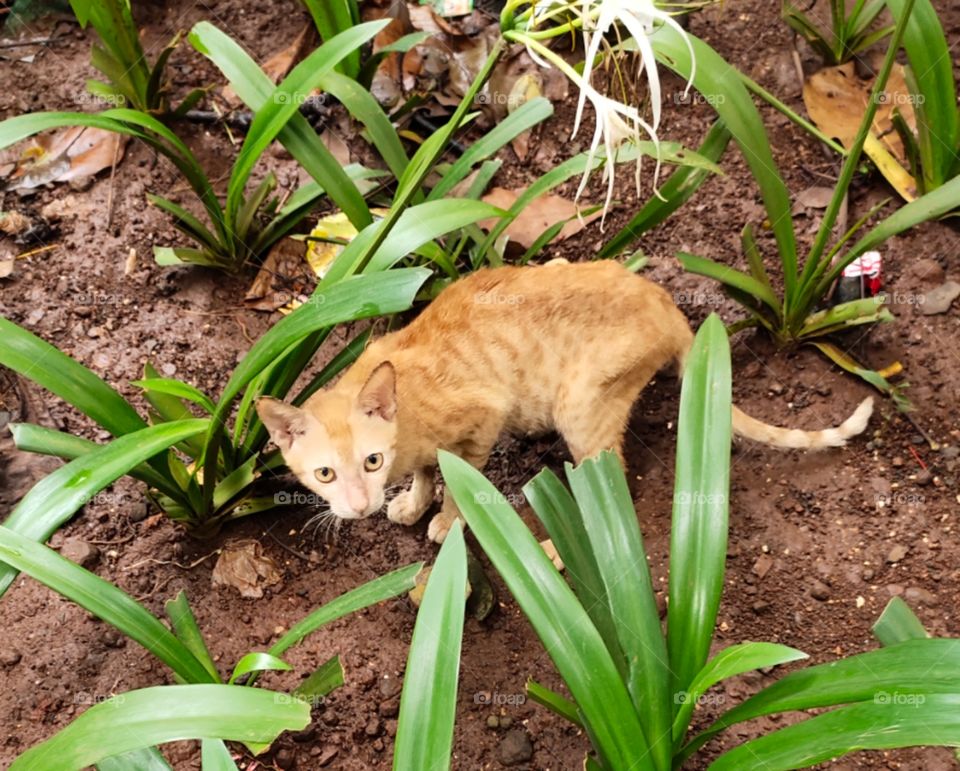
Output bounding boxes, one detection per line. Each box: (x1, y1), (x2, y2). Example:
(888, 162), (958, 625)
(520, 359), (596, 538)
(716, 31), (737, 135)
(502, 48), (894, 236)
(387, 467), (435, 526)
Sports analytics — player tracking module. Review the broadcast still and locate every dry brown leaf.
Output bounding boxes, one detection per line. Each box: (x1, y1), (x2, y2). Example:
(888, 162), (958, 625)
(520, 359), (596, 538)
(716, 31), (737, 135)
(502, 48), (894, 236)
(4, 127), (127, 190)
(212, 539), (282, 599)
(479, 187), (601, 251)
(321, 127), (351, 167)
(803, 63), (916, 163)
(245, 237), (310, 312)
(793, 185), (835, 212)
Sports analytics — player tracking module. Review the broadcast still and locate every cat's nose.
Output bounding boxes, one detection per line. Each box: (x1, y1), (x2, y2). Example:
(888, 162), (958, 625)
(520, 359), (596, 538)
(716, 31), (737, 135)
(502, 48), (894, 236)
(345, 486), (369, 516)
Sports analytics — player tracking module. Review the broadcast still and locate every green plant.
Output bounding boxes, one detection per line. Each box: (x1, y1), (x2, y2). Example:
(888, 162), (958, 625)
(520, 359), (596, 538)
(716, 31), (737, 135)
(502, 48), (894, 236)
(393, 522), (468, 769)
(435, 314), (960, 769)
(884, 0), (960, 195)
(66, 0), (200, 115)
(0, 522), (421, 767)
(783, 0), (894, 65)
(300, 0), (360, 80)
(643, 0), (960, 403)
(0, 269), (431, 564)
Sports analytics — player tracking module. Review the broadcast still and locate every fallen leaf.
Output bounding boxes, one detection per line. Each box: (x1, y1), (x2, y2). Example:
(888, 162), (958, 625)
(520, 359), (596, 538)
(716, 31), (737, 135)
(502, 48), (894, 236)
(320, 127), (351, 167)
(305, 208), (390, 280)
(245, 237), (311, 312)
(794, 185), (835, 210)
(479, 187), (601, 251)
(803, 63), (918, 200)
(212, 539), (282, 599)
(4, 127), (127, 191)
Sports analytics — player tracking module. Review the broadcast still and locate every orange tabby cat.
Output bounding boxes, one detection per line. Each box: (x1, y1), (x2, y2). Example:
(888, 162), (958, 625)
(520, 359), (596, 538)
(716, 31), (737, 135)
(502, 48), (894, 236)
(257, 261), (872, 543)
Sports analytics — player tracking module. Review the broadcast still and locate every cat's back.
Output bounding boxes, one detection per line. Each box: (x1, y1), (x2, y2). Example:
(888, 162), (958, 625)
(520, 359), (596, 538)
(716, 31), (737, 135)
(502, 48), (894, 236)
(419, 260), (681, 329)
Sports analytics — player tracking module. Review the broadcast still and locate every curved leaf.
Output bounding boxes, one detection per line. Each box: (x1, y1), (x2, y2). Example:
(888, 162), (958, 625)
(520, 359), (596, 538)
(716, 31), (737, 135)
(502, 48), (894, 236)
(0, 316), (146, 436)
(393, 522), (467, 770)
(9, 685), (309, 770)
(0, 527), (215, 684)
(667, 314), (732, 703)
(0, 420), (208, 596)
(440, 451), (655, 771)
(709, 694), (960, 770)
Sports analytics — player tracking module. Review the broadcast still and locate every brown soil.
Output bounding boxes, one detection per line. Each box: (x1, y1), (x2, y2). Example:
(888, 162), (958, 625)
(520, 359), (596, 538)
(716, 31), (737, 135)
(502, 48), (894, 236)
(2, 1), (960, 769)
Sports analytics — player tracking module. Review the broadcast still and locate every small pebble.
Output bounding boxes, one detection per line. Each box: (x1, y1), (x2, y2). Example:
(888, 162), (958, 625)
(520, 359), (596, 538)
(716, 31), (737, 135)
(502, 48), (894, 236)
(886, 544), (908, 563)
(810, 580), (831, 601)
(498, 730), (533, 766)
(487, 715), (500, 729)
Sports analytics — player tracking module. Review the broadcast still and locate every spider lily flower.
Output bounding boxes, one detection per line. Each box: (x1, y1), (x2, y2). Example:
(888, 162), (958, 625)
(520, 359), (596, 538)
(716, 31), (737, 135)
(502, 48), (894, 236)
(506, 0), (697, 223)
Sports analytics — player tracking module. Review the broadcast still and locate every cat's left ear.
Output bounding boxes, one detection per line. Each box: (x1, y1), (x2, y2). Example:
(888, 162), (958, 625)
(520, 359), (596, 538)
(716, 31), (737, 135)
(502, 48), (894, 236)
(357, 361), (396, 421)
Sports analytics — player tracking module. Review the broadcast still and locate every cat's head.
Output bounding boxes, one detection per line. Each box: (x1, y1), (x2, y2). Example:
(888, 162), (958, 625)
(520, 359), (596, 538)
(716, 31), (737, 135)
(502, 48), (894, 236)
(256, 362), (398, 520)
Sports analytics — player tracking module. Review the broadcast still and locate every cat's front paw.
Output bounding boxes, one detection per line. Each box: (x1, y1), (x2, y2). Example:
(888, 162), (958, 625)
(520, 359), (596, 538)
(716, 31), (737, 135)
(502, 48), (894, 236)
(427, 512), (456, 543)
(387, 490), (425, 526)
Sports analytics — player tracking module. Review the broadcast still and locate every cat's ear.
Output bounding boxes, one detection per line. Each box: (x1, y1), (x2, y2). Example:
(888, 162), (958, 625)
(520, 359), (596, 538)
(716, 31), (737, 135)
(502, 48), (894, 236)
(357, 362), (396, 421)
(256, 397), (306, 451)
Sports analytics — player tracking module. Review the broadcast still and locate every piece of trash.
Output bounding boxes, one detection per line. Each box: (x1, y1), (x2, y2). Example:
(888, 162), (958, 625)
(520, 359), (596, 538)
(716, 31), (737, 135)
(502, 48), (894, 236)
(834, 251), (883, 304)
(211, 539), (282, 599)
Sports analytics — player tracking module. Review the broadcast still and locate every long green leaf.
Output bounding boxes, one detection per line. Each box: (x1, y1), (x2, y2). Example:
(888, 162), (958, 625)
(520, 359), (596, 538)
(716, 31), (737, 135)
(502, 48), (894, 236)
(428, 97), (554, 201)
(200, 740), (239, 771)
(8, 423), (178, 497)
(188, 21), (371, 228)
(0, 316), (146, 436)
(322, 200), (503, 283)
(317, 71), (409, 179)
(267, 562), (422, 659)
(884, 0), (959, 189)
(165, 592), (221, 682)
(393, 522), (467, 770)
(683, 639), (960, 760)
(567, 454), (671, 770)
(677, 252), (781, 314)
(9, 685), (309, 770)
(0, 527), (214, 684)
(710, 694), (960, 770)
(301, 0), (359, 78)
(651, 27), (798, 296)
(0, 420), (208, 597)
(224, 20), (388, 227)
(440, 451), (655, 771)
(673, 642), (807, 744)
(599, 121), (731, 259)
(667, 314), (732, 703)
(523, 468), (625, 677)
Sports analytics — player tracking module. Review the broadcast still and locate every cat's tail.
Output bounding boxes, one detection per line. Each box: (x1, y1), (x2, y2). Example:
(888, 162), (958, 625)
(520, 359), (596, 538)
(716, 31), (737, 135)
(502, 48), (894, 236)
(731, 397), (874, 450)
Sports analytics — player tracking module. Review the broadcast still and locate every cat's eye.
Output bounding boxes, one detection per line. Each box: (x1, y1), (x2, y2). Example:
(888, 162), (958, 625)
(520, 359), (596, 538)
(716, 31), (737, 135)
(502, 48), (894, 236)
(315, 467), (336, 483)
(364, 453), (383, 472)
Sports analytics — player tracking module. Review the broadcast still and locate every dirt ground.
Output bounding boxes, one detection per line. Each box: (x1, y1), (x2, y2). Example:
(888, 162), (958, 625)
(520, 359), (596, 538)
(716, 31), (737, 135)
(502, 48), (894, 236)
(1, 0), (959, 768)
